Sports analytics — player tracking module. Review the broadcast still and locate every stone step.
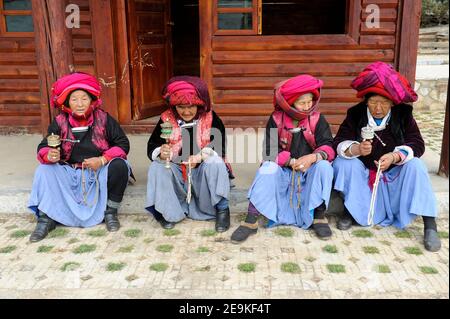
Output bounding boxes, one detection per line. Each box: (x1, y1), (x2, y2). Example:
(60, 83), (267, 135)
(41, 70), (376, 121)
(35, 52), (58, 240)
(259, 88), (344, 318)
(418, 48), (449, 55)
(419, 42), (449, 49)
(417, 55), (449, 65)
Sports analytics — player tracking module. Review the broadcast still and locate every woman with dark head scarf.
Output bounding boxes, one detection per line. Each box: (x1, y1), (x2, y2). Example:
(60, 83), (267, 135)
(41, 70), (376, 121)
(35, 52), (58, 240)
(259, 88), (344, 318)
(146, 76), (232, 232)
(332, 61), (441, 252)
(231, 74), (336, 243)
(28, 72), (131, 242)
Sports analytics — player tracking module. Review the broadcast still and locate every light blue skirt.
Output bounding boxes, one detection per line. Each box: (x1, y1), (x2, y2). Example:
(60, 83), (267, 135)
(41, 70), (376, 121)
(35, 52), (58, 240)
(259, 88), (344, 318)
(248, 160), (333, 229)
(145, 155), (230, 222)
(333, 157), (437, 229)
(28, 159), (130, 227)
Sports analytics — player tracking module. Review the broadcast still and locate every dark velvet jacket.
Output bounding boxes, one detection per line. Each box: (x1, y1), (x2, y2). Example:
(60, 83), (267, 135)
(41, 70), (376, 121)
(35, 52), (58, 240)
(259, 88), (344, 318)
(333, 102), (425, 171)
(147, 110), (226, 163)
(263, 113), (334, 162)
(38, 113), (130, 165)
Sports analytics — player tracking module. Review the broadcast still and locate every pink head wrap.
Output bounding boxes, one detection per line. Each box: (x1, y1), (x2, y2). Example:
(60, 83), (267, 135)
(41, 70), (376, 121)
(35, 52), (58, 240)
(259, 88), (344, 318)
(274, 74), (323, 121)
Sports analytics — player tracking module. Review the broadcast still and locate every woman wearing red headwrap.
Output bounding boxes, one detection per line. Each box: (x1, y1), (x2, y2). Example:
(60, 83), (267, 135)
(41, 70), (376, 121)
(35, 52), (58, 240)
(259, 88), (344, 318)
(231, 74), (336, 243)
(146, 76), (232, 232)
(332, 62), (441, 252)
(28, 72), (131, 242)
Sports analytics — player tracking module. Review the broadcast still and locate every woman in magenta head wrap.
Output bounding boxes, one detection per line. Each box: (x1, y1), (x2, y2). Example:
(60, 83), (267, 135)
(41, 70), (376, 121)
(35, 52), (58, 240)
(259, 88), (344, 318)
(146, 76), (232, 232)
(332, 61), (441, 252)
(28, 72), (131, 242)
(231, 74), (336, 243)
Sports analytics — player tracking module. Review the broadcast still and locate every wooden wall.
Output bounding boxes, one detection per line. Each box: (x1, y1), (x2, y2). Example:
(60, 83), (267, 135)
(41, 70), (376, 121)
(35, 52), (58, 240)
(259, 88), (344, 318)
(71, 0), (95, 75)
(0, 35), (40, 132)
(210, 0), (401, 131)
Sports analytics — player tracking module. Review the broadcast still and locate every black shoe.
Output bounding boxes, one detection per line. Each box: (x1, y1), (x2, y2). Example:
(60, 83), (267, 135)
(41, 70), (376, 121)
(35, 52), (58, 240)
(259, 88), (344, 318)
(312, 221), (332, 238)
(215, 207), (230, 233)
(159, 218), (175, 229)
(230, 223), (258, 244)
(104, 207), (120, 232)
(29, 213), (56, 243)
(337, 208), (355, 230)
(424, 229), (441, 252)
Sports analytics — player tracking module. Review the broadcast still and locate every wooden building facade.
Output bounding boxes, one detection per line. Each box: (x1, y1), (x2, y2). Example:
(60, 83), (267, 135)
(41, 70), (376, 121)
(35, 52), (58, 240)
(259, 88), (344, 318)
(0, 0), (422, 134)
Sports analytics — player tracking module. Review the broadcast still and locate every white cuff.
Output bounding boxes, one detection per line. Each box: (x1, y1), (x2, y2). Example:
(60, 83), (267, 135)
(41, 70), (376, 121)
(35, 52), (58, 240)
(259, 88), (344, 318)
(393, 145), (414, 165)
(337, 141), (360, 159)
(152, 147), (162, 161)
(201, 147), (218, 159)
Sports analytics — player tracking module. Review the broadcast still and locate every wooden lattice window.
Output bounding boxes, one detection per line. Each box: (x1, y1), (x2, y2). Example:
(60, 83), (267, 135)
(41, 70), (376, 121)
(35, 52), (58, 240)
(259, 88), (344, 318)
(0, 0), (34, 37)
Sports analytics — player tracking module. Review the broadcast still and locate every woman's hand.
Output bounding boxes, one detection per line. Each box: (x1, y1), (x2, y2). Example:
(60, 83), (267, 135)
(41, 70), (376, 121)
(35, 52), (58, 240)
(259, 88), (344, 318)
(159, 144), (172, 161)
(83, 157), (104, 171)
(291, 154), (316, 173)
(358, 140), (373, 156)
(375, 152), (398, 172)
(182, 154), (202, 169)
(47, 148), (61, 163)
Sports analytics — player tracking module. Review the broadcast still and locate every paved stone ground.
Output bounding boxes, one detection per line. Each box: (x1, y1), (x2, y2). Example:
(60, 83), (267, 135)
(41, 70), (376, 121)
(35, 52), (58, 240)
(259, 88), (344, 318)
(414, 109), (446, 155)
(0, 212), (448, 299)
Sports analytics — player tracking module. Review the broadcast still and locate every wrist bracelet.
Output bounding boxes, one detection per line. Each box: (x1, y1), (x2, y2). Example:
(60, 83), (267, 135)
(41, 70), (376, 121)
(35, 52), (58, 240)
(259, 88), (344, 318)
(100, 156), (106, 166)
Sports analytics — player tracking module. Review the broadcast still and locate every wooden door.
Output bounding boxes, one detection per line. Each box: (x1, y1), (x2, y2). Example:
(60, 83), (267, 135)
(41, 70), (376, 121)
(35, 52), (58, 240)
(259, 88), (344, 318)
(127, 0), (172, 120)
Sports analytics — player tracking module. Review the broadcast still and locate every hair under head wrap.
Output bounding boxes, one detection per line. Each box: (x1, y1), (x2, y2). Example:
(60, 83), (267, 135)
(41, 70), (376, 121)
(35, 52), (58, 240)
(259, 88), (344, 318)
(274, 74), (323, 121)
(351, 61), (418, 105)
(162, 76), (211, 113)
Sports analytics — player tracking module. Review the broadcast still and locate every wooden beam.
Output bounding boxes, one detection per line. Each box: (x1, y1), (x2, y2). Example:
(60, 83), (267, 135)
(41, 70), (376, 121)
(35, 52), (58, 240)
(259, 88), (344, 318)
(199, 0), (213, 102)
(89, 0), (118, 119)
(31, 0), (74, 135)
(439, 83), (449, 178)
(111, 0), (132, 125)
(397, 0), (421, 84)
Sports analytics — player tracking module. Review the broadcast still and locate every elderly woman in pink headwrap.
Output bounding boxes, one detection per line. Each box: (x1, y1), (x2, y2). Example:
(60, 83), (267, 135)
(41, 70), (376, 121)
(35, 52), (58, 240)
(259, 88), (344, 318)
(230, 74), (336, 243)
(146, 76), (232, 232)
(332, 61), (441, 252)
(28, 72), (131, 242)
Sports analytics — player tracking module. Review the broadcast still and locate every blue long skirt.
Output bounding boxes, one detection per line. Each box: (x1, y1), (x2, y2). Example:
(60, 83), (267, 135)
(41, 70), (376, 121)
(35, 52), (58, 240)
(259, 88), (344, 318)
(145, 155), (230, 222)
(28, 159), (131, 227)
(248, 160), (333, 229)
(333, 157), (437, 229)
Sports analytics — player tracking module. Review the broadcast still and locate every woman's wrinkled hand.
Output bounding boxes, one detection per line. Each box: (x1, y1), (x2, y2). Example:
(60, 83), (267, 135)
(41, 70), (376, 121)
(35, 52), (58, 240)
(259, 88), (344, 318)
(159, 144), (172, 161)
(375, 152), (397, 172)
(83, 157), (103, 171)
(291, 154), (316, 173)
(47, 148), (61, 163)
(358, 140), (373, 156)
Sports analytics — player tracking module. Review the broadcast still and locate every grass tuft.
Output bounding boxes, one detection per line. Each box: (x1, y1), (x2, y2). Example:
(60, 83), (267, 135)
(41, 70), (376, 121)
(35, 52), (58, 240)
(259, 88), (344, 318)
(73, 244), (96, 254)
(274, 228), (294, 237)
(60, 262), (81, 272)
(404, 247), (423, 255)
(0, 246), (17, 254)
(352, 229), (373, 238)
(280, 262), (301, 274)
(363, 246), (380, 254)
(238, 263), (256, 273)
(37, 245), (54, 253)
(323, 245), (338, 254)
(124, 229), (142, 238)
(150, 263), (169, 272)
(106, 262), (126, 272)
(327, 264), (346, 273)
(156, 244), (174, 253)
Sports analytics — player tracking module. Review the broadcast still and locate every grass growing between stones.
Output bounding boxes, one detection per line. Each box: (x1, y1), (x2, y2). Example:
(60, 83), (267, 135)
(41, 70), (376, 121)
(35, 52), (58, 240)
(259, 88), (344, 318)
(327, 264), (346, 273)
(67, 238), (80, 245)
(37, 245), (54, 253)
(404, 247), (423, 255)
(305, 256), (316, 262)
(323, 245), (338, 254)
(196, 266), (211, 272)
(107, 262), (126, 272)
(200, 229), (217, 237)
(197, 247), (210, 253)
(117, 245), (134, 253)
(0, 246), (17, 254)
(438, 231), (449, 239)
(87, 229), (107, 237)
(143, 238), (154, 244)
(376, 265), (391, 273)
(238, 263), (256, 273)
(124, 229), (142, 238)
(352, 230), (373, 238)
(10, 230), (31, 238)
(48, 228), (69, 238)
(363, 246), (380, 254)
(394, 231), (412, 239)
(163, 229), (181, 237)
(281, 262), (301, 274)
(379, 240), (392, 246)
(274, 228), (294, 238)
(60, 262), (81, 272)
(156, 244), (174, 253)
(73, 244), (96, 254)
(419, 266), (439, 274)
(150, 263), (169, 272)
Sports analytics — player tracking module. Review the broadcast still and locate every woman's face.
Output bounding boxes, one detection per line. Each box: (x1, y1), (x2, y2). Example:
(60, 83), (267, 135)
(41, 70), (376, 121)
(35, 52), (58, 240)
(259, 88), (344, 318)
(367, 94), (393, 119)
(175, 104), (198, 122)
(69, 90), (92, 116)
(293, 93), (314, 112)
